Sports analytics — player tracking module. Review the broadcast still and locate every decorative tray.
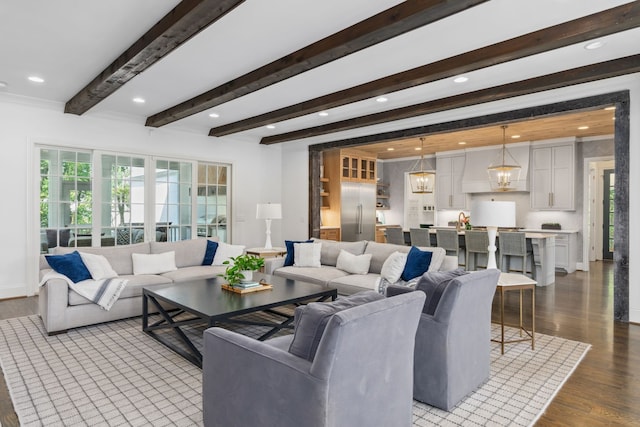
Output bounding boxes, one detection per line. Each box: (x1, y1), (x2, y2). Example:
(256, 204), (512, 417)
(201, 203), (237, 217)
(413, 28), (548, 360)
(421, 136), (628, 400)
(221, 283), (273, 294)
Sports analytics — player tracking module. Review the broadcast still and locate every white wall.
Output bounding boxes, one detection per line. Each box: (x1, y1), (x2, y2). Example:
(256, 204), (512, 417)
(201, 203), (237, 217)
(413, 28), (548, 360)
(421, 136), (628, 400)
(0, 96), (282, 299)
(279, 74), (640, 323)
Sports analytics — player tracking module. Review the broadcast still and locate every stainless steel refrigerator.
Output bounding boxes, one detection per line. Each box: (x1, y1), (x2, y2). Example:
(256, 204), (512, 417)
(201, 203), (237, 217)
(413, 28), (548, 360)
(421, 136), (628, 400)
(340, 182), (376, 241)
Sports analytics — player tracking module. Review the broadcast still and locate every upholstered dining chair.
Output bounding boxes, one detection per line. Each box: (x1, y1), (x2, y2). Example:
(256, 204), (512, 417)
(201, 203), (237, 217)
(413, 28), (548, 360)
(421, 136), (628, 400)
(202, 290), (426, 427)
(386, 268), (500, 411)
(499, 231), (535, 278)
(410, 228), (431, 247)
(385, 227), (406, 245)
(436, 229), (463, 267)
(465, 230), (492, 270)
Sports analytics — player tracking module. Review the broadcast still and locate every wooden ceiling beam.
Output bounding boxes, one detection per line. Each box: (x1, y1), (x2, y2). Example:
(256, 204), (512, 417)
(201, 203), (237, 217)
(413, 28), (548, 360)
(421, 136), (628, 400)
(213, 2), (640, 137)
(260, 54), (640, 144)
(145, 0), (489, 127)
(64, 0), (245, 115)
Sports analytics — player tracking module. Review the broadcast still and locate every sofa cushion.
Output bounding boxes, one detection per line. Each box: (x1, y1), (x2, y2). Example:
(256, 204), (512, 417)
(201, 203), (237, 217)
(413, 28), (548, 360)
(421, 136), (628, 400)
(284, 239), (313, 266)
(79, 252), (118, 281)
(202, 240), (219, 265)
(273, 266), (349, 287)
(380, 251), (408, 283)
(132, 251), (178, 275)
(312, 239), (367, 267)
(294, 242), (322, 267)
(401, 246), (434, 281)
(336, 249), (371, 275)
(150, 239), (208, 268)
(288, 290), (384, 361)
(160, 265), (227, 283)
(45, 251), (92, 283)
(416, 269), (469, 315)
(327, 274), (381, 295)
(53, 243), (151, 275)
(364, 241), (412, 274)
(213, 242), (245, 265)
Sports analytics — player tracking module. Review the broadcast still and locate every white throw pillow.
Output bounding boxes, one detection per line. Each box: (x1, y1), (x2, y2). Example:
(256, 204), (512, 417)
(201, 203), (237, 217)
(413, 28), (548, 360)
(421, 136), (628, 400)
(293, 242), (322, 268)
(336, 249), (372, 275)
(380, 251), (408, 283)
(79, 252), (118, 280)
(212, 242), (246, 266)
(132, 251), (178, 275)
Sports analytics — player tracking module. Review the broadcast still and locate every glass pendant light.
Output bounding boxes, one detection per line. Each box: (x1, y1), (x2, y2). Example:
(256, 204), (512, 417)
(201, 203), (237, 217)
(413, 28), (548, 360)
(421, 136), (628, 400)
(487, 125), (521, 191)
(409, 137), (435, 193)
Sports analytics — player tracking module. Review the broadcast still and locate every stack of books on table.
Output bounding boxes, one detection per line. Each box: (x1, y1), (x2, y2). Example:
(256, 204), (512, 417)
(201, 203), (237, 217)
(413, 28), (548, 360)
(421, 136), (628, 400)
(234, 282), (262, 289)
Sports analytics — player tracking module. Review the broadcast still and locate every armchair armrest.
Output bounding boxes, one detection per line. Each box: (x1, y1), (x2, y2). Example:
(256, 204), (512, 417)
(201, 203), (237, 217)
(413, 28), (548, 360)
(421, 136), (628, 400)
(263, 256), (286, 274)
(385, 284), (414, 297)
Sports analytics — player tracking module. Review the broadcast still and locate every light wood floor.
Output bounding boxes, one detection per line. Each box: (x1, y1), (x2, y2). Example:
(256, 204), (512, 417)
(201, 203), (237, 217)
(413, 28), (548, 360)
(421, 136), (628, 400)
(1, 261), (639, 426)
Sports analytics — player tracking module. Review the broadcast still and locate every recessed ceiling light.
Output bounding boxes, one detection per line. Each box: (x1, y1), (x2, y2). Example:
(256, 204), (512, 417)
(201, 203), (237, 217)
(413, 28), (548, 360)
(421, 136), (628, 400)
(132, 97), (145, 104)
(266, 124), (276, 129)
(208, 112), (220, 118)
(318, 111), (329, 117)
(604, 106), (615, 111)
(584, 41), (604, 50)
(0, 81), (7, 88)
(511, 135), (520, 139)
(28, 76), (44, 83)
(415, 147), (422, 151)
(578, 126), (589, 130)
(387, 147), (394, 151)
(376, 96), (388, 103)
(458, 141), (467, 145)
(453, 76), (468, 83)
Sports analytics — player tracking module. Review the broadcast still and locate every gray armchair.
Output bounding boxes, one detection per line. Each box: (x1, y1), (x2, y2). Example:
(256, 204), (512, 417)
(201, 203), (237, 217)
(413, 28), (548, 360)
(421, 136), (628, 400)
(202, 291), (426, 427)
(387, 268), (500, 411)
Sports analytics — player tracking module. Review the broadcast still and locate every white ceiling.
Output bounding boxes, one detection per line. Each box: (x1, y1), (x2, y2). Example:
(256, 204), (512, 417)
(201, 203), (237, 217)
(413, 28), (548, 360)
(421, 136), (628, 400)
(0, 0), (637, 147)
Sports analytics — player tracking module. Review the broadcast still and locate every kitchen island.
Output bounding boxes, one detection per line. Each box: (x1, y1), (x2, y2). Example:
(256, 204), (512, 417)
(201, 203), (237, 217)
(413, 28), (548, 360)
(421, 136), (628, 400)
(427, 227), (556, 286)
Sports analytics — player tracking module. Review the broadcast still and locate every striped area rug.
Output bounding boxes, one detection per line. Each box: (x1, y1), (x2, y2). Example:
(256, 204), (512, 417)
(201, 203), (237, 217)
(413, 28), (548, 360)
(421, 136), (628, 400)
(0, 315), (589, 426)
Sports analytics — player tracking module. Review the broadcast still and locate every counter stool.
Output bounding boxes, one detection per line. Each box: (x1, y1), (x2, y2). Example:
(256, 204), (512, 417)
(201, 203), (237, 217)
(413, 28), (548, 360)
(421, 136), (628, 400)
(499, 231), (535, 279)
(409, 228), (431, 247)
(385, 227), (405, 245)
(436, 229), (464, 267)
(465, 230), (492, 271)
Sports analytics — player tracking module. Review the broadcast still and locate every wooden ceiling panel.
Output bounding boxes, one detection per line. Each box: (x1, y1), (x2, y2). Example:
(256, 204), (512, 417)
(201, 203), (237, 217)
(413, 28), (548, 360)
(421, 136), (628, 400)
(359, 108), (615, 160)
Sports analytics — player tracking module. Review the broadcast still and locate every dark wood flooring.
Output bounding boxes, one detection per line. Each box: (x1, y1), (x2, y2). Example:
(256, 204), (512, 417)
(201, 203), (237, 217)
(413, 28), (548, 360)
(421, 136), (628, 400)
(1, 261), (638, 426)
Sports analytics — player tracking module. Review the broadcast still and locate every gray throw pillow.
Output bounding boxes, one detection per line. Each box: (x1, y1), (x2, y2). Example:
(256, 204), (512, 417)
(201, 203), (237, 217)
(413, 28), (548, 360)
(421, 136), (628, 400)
(288, 291), (384, 361)
(416, 268), (468, 315)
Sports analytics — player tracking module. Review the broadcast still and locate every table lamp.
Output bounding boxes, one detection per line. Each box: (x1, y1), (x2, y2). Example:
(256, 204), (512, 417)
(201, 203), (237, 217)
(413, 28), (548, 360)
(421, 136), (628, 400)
(256, 203), (282, 249)
(470, 200), (516, 269)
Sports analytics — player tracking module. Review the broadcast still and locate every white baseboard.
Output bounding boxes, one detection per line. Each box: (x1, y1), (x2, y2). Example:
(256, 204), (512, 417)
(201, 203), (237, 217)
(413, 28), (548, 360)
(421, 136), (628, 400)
(0, 284), (29, 300)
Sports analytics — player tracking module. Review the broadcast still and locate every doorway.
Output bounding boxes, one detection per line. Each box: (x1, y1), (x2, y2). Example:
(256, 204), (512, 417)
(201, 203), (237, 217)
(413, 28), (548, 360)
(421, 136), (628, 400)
(603, 168), (614, 260)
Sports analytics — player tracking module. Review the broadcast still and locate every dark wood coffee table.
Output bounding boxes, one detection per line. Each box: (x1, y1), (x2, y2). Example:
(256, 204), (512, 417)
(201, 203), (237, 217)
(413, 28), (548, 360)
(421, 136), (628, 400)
(142, 273), (337, 367)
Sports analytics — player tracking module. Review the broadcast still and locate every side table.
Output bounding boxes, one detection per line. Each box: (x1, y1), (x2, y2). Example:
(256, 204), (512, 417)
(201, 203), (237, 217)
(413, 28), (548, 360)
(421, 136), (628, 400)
(492, 272), (536, 354)
(245, 248), (287, 272)
(245, 247), (287, 258)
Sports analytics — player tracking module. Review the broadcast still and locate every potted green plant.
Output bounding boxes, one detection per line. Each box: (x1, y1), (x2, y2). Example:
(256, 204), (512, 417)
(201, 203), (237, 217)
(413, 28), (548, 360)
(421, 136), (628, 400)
(220, 254), (265, 286)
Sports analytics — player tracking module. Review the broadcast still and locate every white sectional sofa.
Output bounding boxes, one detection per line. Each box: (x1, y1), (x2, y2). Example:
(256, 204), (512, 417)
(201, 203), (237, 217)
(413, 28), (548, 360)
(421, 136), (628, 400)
(38, 238), (224, 335)
(263, 239), (458, 296)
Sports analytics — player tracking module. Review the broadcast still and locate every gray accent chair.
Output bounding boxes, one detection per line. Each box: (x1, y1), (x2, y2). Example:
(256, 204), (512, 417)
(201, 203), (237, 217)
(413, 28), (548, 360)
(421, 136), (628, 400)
(387, 268), (500, 411)
(202, 291), (426, 427)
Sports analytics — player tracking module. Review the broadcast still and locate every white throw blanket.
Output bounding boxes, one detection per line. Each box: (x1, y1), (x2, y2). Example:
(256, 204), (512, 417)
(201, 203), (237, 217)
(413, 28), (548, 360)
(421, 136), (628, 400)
(39, 271), (128, 311)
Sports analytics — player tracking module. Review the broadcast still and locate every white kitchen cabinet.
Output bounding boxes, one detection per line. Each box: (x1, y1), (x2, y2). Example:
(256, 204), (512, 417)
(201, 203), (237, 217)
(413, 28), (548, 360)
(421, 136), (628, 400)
(553, 232), (577, 273)
(436, 153), (466, 210)
(530, 142), (574, 210)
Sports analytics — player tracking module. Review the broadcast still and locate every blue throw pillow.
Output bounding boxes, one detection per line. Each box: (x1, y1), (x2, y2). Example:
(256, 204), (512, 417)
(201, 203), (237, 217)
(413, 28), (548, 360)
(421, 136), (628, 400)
(45, 251), (92, 283)
(401, 246), (433, 281)
(284, 239), (313, 266)
(201, 240), (219, 265)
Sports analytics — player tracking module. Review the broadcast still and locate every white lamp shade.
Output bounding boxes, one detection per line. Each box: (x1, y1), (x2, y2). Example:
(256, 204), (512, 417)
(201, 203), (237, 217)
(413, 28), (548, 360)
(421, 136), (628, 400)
(471, 201), (516, 228)
(256, 203), (282, 220)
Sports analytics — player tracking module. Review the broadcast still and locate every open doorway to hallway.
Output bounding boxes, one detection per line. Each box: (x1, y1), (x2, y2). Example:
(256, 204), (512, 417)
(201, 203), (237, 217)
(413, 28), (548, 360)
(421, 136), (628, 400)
(585, 158), (615, 265)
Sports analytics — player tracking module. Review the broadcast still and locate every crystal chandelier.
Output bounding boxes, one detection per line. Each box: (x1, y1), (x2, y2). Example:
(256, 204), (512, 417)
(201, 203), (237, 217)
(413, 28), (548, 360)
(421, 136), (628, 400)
(487, 125), (521, 192)
(409, 137), (435, 193)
